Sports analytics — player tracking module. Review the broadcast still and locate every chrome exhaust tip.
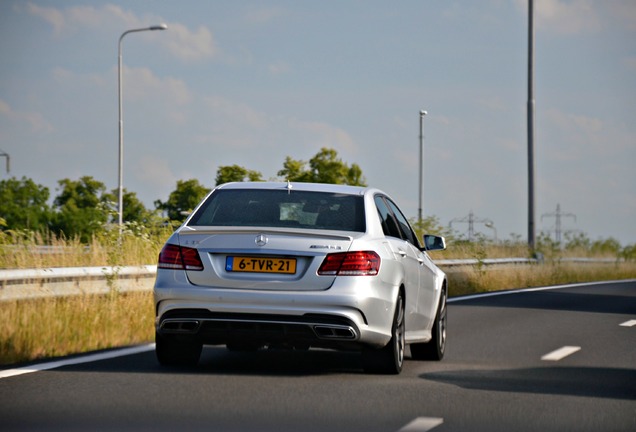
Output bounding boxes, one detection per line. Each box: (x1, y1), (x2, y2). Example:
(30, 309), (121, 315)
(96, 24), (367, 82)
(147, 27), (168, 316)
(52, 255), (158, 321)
(160, 319), (201, 333)
(313, 325), (357, 340)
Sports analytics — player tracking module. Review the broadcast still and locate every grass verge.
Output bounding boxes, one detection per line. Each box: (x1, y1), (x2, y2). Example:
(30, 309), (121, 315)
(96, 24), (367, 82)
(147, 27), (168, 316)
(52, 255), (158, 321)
(0, 291), (154, 366)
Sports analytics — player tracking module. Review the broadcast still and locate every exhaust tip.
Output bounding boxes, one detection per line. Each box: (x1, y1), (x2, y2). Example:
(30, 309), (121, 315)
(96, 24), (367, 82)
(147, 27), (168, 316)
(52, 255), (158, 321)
(160, 320), (200, 333)
(313, 325), (356, 340)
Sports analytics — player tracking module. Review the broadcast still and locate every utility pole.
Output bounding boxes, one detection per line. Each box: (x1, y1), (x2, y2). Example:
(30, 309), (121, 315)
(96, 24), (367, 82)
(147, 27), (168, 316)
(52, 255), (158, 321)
(450, 211), (495, 242)
(527, 0), (537, 250)
(418, 110), (427, 226)
(541, 203), (576, 243)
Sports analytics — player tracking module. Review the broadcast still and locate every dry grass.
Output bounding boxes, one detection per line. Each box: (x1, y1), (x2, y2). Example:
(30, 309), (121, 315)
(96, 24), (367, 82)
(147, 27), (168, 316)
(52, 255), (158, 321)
(443, 261), (636, 297)
(0, 291), (154, 366)
(0, 229), (170, 269)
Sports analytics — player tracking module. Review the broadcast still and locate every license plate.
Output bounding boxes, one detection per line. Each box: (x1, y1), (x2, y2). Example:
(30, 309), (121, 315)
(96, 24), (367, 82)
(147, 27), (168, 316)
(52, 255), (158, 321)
(226, 256), (297, 274)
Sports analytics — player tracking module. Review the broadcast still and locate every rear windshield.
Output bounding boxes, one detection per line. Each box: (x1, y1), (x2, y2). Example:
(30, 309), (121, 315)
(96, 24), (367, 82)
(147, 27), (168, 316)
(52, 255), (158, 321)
(188, 189), (366, 232)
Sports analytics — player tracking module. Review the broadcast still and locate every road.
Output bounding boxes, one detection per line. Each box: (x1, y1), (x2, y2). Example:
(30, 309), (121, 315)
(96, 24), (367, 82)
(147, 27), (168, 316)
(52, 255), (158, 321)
(1, 280), (635, 431)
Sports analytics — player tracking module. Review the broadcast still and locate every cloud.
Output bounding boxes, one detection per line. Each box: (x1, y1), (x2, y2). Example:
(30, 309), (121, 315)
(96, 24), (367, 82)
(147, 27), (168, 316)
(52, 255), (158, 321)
(514, 0), (602, 35)
(163, 22), (218, 61)
(289, 120), (358, 154)
(26, 2), (217, 61)
(0, 99), (54, 133)
(26, 3), (65, 34)
(122, 67), (193, 106)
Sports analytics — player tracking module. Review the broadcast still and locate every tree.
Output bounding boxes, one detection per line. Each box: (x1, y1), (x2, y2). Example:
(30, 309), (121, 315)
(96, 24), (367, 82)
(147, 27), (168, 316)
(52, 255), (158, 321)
(215, 165), (263, 185)
(104, 189), (154, 225)
(0, 176), (51, 231)
(277, 147), (367, 186)
(51, 176), (109, 241)
(155, 179), (211, 222)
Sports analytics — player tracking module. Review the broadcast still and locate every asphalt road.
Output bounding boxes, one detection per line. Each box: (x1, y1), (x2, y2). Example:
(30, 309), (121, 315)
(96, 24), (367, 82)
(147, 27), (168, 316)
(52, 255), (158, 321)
(1, 280), (635, 431)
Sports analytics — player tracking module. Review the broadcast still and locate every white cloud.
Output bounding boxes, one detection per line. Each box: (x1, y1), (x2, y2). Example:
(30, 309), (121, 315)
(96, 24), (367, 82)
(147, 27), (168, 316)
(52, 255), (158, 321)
(515, 0), (602, 35)
(0, 99), (54, 133)
(26, 2), (65, 34)
(163, 22), (218, 61)
(123, 67), (193, 106)
(288, 120), (358, 154)
(26, 2), (217, 61)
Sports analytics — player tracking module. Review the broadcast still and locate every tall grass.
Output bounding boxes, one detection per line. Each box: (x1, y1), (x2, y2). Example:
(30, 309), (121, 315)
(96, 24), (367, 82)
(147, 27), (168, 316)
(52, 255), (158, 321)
(443, 261), (636, 297)
(0, 291), (154, 365)
(0, 227), (171, 269)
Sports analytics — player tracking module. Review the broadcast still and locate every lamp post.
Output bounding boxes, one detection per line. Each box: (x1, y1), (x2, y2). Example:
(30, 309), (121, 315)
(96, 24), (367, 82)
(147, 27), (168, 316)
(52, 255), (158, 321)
(0, 150), (9, 174)
(118, 24), (167, 226)
(418, 110), (427, 226)
(527, 0), (536, 250)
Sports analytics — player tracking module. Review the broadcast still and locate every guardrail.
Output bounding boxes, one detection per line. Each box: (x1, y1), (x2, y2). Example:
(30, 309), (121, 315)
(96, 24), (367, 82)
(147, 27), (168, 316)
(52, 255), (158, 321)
(0, 258), (621, 301)
(0, 266), (157, 301)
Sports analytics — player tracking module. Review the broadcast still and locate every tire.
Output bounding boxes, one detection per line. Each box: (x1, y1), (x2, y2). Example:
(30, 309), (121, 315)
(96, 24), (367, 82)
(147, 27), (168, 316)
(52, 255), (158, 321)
(155, 331), (202, 367)
(363, 293), (405, 374)
(411, 286), (447, 361)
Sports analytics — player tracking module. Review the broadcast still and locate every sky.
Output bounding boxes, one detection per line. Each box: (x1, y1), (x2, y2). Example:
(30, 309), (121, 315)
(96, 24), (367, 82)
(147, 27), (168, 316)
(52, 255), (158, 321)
(0, 0), (635, 245)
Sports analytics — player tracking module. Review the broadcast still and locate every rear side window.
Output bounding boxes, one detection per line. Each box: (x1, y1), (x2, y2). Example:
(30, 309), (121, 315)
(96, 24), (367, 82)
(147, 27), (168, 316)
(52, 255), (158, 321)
(374, 195), (420, 247)
(374, 196), (402, 239)
(188, 189), (366, 232)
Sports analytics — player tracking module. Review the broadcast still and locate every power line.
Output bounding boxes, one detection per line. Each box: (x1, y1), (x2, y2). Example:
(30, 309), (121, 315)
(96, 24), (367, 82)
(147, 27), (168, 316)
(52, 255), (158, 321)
(541, 203), (576, 243)
(449, 211), (496, 242)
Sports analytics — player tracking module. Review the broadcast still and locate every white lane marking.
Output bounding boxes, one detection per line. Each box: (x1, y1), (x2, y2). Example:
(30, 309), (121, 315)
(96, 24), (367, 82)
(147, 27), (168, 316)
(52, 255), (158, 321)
(398, 417), (444, 432)
(619, 319), (636, 327)
(541, 346), (581, 361)
(0, 343), (155, 379)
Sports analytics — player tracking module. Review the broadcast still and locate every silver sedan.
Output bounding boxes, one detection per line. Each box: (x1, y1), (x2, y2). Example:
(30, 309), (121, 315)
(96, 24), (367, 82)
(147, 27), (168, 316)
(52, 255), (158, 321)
(154, 181), (447, 374)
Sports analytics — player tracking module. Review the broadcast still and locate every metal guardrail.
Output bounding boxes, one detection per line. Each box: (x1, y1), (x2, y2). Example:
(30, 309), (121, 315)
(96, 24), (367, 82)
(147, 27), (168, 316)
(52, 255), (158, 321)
(0, 266), (157, 301)
(0, 258), (622, 301)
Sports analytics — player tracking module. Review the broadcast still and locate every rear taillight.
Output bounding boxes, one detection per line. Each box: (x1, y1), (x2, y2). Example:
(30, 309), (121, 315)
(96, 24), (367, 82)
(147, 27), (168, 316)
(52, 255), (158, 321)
(317, 251), (380, 276)
(158, 244), (204, 271)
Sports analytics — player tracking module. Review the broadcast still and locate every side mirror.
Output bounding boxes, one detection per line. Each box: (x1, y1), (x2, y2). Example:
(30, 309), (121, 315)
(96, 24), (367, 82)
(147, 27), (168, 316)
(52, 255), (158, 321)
(423, 235), (446, 251)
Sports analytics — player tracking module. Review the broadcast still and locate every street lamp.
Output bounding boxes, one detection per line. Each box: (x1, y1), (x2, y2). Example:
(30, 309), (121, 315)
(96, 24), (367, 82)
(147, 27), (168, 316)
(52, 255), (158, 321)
(118, 24), (167, 226)
(0, 149), (9, 174)
(418, 110), (427, 226)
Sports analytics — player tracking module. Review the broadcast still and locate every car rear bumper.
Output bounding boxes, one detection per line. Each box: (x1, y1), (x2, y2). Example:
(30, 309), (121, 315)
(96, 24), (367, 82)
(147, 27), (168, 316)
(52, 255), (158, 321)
(154, 271), (398, 349)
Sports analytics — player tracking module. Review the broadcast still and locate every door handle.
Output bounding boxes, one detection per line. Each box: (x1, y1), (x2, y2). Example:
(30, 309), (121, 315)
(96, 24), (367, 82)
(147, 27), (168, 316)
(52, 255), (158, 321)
(397, 250), (407, 258)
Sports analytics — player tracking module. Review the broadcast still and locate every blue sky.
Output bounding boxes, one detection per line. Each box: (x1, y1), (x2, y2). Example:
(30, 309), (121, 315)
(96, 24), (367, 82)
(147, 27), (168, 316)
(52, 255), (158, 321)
(1, 1), (635, 244)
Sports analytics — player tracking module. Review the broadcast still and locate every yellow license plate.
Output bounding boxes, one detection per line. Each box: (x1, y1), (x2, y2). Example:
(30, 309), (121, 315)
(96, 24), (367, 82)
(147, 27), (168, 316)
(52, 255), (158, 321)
(226, 256), (297, 274)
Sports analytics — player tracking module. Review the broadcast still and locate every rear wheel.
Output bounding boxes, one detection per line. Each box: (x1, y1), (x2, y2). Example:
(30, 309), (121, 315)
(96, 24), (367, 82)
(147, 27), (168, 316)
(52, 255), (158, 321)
(155, 332), (202, 367)
(411, 286), (447, 361)
(363, 293), (405, 374)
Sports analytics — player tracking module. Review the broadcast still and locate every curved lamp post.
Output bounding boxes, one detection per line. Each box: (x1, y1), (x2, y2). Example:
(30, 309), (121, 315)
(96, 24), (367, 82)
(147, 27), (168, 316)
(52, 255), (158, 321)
(118, 24), (167, 226)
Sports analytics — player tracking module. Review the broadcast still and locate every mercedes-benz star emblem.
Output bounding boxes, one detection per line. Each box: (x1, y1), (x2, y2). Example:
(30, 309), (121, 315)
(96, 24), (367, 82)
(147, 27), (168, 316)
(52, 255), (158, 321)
(255, 234), (268, 247)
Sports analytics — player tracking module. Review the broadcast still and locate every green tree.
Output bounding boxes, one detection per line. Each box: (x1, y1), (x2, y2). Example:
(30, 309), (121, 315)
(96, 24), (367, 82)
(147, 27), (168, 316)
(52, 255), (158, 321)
(51, 176), (109, 241)
(590, 237), (622, 257)
(155, 179), (211, 222)
(103, 189), (154, 224)
(277, 148), (367, 186)
(215, 165), (263, 185)
(0, 176), (51, 231)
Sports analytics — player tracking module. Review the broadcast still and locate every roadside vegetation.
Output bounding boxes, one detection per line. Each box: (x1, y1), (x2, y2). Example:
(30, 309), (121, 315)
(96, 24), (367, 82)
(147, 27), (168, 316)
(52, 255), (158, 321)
(1, 148), (635, 365)
(2, 227), (634, 366)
